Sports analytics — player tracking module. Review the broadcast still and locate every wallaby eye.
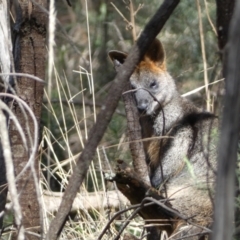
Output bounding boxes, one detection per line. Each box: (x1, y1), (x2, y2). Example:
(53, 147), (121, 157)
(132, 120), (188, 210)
(149, 80), (158, 89)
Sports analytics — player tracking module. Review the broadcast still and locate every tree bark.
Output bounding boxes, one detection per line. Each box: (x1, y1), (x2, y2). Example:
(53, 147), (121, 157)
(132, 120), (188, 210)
(9, 1), (48, 239)
(211, 1), (240, 240)
(215, 0), (235, 57)
(122, 85), (150, 185)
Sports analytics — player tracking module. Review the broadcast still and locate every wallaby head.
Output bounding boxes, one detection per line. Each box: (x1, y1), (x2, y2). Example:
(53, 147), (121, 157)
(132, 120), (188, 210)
(109, 39), (178, 115)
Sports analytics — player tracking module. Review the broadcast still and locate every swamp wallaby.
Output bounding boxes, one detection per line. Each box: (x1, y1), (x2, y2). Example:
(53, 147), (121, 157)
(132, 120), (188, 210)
(109, 39), (218, 238)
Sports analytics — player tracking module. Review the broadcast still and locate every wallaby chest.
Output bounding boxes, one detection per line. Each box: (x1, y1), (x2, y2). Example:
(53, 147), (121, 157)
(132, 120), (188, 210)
(140, 103), (217, 188)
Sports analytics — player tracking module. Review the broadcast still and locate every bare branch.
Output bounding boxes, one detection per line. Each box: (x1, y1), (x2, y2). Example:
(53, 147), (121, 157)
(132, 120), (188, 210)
(110, 2), (130, 26)
(0, 73), (44, 83)
(204, 0), (217, 36)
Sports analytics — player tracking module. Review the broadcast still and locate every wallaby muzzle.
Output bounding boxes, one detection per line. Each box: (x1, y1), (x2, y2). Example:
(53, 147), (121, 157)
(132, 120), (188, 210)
(134, 88), (153, 113)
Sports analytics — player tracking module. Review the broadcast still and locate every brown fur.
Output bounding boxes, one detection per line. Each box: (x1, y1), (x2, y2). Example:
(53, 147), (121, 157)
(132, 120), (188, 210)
(137, 57), (166, 73)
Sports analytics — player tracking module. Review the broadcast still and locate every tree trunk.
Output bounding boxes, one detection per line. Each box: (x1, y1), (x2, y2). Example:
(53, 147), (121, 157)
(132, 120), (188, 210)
(0, 0), (11, 230)
(211, 1), (240, 240)
(9, 1), (48, 239)
(215, 0), (235, 58)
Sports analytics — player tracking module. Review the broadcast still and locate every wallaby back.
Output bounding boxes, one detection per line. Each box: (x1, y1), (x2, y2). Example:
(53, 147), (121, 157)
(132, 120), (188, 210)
(109, 39), (218, 237)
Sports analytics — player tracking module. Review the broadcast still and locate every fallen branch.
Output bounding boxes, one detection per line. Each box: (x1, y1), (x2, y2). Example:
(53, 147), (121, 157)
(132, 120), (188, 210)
(43, 190), (128, 213)
(5, 190), (128, 216)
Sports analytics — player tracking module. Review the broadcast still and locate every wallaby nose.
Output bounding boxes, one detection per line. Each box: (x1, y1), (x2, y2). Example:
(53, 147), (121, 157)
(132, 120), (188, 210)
(137, 99), (149, 111)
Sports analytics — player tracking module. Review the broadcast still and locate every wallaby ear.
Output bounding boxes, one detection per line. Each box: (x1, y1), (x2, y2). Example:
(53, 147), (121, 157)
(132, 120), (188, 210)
(108, 50), (127, 72)
(145, 38), (165, 66)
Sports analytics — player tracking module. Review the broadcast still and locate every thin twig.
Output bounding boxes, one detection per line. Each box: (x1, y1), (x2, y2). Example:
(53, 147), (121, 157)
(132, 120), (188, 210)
(0, 73), (44, 82)
(110, 2), (130, 26)
(103, 136), (174, 150)
(203, 0), (217, 36)
(134, 4), (144, 16)
(98, 201), (155, 240)
(113, 205), (142, 240)
(182, 78), (224, 97)
(0, 110), (25, 239)
(196, 0), (211, 111)
(129, 0), (137, 42)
